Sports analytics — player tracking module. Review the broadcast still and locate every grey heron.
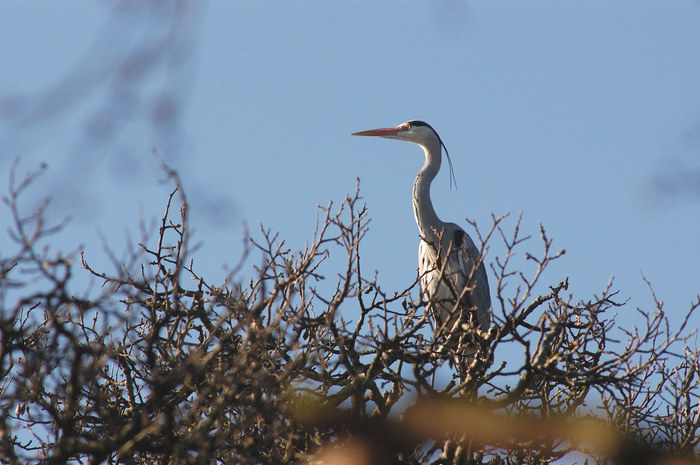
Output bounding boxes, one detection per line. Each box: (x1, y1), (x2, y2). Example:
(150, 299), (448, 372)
(352, 120), (491, 380)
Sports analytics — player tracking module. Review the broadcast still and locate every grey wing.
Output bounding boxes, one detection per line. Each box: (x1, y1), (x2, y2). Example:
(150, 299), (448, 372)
(445, 224), (491, 331)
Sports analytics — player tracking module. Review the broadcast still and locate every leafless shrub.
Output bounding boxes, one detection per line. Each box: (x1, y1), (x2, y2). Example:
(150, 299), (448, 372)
(0, 165), (698, 465)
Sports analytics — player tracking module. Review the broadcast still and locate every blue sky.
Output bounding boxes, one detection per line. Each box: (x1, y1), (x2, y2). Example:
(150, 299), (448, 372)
(1, 1), (699, 333)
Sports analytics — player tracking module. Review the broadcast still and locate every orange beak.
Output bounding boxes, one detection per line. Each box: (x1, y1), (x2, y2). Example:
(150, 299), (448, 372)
(351, 126), (402, 137)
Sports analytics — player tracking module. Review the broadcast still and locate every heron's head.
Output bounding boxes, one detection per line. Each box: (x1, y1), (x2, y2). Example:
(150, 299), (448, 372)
(351, 120), (440, 147)
(352, 120), (458, 189)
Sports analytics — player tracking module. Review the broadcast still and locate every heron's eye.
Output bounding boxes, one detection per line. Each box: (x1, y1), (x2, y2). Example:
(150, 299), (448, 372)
(405, 123), (412, 130)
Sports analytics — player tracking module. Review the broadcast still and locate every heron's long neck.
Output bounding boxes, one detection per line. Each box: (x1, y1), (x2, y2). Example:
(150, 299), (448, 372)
(412, 140), (444, 242)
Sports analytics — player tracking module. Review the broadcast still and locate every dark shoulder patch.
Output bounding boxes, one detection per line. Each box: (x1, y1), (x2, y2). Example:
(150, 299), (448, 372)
(453, 228), (465, 248)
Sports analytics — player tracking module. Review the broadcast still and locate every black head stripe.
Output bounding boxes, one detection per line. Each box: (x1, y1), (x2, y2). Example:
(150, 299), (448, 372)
(407, 120), (431, 128)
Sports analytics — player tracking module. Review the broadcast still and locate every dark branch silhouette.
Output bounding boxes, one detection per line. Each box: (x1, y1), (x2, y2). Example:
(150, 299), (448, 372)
(0, 165), (698, 465)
